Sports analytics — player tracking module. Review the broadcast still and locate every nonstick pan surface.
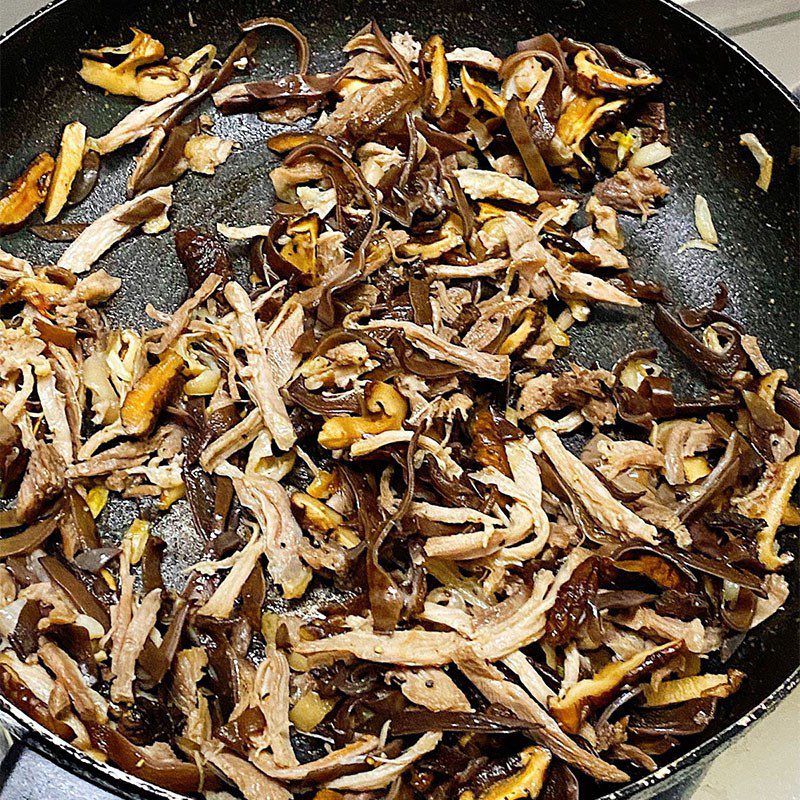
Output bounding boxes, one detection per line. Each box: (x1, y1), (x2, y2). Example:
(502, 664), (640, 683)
(0, 0), (798, 798)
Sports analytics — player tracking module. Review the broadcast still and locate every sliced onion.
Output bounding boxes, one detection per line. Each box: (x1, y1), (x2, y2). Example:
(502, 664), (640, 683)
(217, 222), (273, 239)
(628, 141), (671, 170)
(678, 238), (717, 254)
(739, 132), (773, 192)
(694, 194), (718, 245)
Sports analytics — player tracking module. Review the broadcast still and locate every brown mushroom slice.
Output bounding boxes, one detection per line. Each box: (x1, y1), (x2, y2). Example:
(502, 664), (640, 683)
(318, 382), (408, 449)
(549, 640), (683, 733)
(498, 308), (545, 355)
(120, 350), (184, 437)
(0, 275), (70, 313)
(732, 454), (800, 570)
(643, 670), (744, 707)
(556, 94), (626, 159)
(291, 492), (344, 532)
(461, 66), (506, 117)
(79, 28), (189, 102)
(0, 153), (55, 234)
(43, 122), (87, 222)
(277, 214), (319, 284)
(574, 49), (661, 94)
(398, 213), (464, 260)
(424, 35), (451, 118)
(462, 746), (551, 800)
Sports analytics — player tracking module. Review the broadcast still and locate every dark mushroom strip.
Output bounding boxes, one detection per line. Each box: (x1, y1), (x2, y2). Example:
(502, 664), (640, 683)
(58, 489), (101, 560)
(40, 556), (111, 628)
(654, 305), (748, 384)
(212, 69), (350, 115)
(174, 227), (234, 295)
(628, 697), (718, 737)
(67, 150), (101, 206)
(86, 723), (220, 793)
(29, 223), (89, 242)
(390, 708), (534, 736)
(129, 119), (200, 195)
(505, 98), (554, 190)
(0, 515), (60, 559)
(239, 16), (311, 74)
(287, 378), (363, 416)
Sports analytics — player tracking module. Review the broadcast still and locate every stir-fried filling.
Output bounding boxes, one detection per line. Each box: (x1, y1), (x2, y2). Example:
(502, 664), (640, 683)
(0, 17), (795, 800)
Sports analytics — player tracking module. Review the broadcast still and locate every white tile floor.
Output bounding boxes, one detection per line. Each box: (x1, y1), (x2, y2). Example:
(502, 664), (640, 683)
(695, 688), (800, 800)
(1, 1), (799, 799)
(733, 15), (800, 87)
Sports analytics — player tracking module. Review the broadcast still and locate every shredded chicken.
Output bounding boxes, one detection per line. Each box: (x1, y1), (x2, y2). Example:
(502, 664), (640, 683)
(455, 648), (629, 782)
(57, 187), (173, 273)
(594, 167), (669, 217)
(536, 424), (659, 542)
(224, 282), (296, 451)
(255, 737), (380, 782)
(391, 667), (472, 711)
(359, 319), (510, 381)
(171, 647), (211, 744)
(110, 588), (162, 703)
(204, 744), (291, 800)
(17, 442), (65, 522)
(39, 642), (108, 723)
(325, 732), (443, 791)
(250, 649), (297, 767)
(296, 628), (463, 666)
(198, 467), (311, 603)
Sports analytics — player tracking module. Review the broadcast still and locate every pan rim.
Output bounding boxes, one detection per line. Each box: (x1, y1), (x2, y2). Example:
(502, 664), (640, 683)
(0, 0), (797, 798)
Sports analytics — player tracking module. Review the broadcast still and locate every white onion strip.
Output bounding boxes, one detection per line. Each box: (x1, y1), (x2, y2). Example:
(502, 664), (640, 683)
(628, 141), (671, 170)
(739, 132), (773, 192)
(693, 194), (718, 245)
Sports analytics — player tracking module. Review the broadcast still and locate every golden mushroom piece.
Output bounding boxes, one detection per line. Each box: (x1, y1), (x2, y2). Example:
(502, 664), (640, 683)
(573, 48), (661, 94)
(459, 747), (551, 800)
(550, 641), (683, 733)
(79, 28), (191, 102)
(318, 382), (408, 449)
(120, 350), (185, 437)
(0, 153), (54, 234)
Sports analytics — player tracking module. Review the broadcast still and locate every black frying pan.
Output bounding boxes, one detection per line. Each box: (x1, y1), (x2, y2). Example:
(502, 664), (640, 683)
(0, 0), (798, 798)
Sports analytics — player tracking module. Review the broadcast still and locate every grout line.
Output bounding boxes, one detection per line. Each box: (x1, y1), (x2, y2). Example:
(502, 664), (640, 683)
(723, 9), (800, 36)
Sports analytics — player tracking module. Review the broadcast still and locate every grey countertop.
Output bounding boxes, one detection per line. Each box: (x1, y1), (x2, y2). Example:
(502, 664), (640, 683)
(1, 1), (799, 799)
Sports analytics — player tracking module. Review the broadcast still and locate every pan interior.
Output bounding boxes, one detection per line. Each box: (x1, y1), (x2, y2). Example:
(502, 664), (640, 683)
(1, 0), (798, 798)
